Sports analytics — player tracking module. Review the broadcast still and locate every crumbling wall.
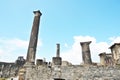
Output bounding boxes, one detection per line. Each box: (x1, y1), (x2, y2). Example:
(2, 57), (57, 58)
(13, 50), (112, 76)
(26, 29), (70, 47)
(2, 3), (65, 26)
(0, 62), (18, 78)
(25, 65), (120, 80)
(0, 56), (25, 78)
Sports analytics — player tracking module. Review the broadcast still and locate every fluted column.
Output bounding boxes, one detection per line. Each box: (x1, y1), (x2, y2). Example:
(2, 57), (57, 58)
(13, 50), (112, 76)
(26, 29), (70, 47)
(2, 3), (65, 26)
(26, 10), (42, 65)
(80, 41), (92, 65)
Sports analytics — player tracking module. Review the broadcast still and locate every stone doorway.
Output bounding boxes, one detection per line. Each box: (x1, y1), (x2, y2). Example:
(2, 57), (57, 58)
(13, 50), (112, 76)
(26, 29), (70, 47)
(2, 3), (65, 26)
(54, 78), (65, 80)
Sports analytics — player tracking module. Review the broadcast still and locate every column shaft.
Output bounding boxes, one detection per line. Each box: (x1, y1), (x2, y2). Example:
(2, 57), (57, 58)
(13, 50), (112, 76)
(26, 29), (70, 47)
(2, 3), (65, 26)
(26, 10), (42, 64)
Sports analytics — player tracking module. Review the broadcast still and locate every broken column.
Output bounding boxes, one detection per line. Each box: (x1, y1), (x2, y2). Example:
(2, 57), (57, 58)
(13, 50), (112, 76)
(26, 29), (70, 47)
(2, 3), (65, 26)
(26, 10), (42, 65)
(52, 43), (62, 65)
(80, 41), (92, 65)
(99, 52), (106, 66)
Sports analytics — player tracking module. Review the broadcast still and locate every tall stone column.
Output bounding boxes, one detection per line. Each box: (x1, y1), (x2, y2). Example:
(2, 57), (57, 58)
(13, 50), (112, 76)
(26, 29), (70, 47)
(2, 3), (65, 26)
(80, 41), (92, 65)
(26, 10), (42, 65)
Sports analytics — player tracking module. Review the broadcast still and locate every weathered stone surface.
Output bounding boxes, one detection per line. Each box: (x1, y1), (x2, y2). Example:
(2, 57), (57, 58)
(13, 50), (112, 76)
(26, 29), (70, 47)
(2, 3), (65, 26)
(99, 52), (113, 66)
(0, 56), (25, 78)
(110, 43), (120, 64)
(24, 65), (120, 80)
(80, 41), (92, 65)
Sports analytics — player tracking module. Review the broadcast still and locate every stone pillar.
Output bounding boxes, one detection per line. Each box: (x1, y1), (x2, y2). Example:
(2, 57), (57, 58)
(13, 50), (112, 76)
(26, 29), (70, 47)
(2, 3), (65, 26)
(52, 44), (62, 65)
(80, 41), (92, 65)
(56, 44), (60, 57)
(26, 10), (42, 65)
(99, 52), (106, 65)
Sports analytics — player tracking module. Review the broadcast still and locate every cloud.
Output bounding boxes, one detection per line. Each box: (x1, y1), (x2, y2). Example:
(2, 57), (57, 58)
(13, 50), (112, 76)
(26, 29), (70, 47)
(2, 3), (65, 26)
(64, 43), (68, 48)
(0, 36), (120, 64)
(0, 38), (42, 62)
(61, 36), (120, 65)
(109, 36), (120, 44)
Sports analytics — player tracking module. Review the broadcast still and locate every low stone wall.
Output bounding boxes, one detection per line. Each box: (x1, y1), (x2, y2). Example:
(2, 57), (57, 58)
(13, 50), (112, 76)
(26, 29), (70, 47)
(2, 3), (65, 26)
(0, 62), (17, 78)
(0, 61), (25, 78)
(25, 65), (120, 80)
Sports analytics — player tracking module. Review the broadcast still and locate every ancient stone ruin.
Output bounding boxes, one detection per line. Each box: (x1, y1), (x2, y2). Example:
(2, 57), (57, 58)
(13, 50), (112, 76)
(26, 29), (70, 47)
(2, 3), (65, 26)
(0, 56), (25, 78)
(110, 43), (120, 65)
(1, 10), (120, 80)
(23, 10), (120, 80)
(80, 41), (92, 65)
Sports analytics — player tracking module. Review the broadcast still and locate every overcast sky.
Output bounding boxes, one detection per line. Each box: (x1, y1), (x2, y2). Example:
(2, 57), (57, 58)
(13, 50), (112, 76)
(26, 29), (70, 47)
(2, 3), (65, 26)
(0, 0), (120, 64)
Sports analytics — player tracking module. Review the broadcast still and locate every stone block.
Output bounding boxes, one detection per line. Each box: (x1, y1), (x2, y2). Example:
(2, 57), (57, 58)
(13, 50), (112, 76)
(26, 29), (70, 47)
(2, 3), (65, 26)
(52, 57), (62, 65)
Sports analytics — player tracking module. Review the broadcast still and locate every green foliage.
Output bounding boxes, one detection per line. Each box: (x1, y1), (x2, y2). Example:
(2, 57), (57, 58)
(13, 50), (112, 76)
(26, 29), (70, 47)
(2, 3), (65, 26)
(0, 78), (6, 80)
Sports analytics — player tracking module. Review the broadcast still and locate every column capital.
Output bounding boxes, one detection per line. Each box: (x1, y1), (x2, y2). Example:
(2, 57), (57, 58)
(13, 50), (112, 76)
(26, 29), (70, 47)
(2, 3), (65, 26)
(80, 41), (91, 45)
(33, 10), (42, 16)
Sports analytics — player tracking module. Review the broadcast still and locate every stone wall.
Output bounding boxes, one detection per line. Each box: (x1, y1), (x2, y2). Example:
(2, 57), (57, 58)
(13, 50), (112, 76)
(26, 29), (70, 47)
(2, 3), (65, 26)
(0, 56), (25, 78)
(25, 65), (120, 80)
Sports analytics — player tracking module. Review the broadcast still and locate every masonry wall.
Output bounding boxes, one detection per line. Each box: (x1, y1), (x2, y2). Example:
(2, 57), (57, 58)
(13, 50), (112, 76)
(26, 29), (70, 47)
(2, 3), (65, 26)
(0, 57), (25, 78)
(25, 65), (120, 80)
(0, 62), (18, 78)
